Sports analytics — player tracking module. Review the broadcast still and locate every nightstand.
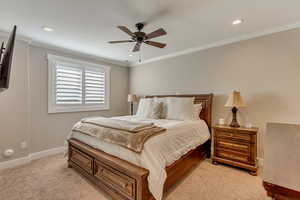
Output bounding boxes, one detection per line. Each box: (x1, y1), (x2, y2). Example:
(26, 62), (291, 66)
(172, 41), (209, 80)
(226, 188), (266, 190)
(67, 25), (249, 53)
(212, 125), (258, 175)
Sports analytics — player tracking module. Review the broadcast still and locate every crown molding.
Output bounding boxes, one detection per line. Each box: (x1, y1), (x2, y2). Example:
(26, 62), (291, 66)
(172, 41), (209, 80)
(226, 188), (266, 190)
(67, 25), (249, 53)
(0, 30), (32, 43)
(2, 21), (300, 68)
(30, 40), (129, 67)
(130, 21), (300, 67)
(0, 29), (128, 67)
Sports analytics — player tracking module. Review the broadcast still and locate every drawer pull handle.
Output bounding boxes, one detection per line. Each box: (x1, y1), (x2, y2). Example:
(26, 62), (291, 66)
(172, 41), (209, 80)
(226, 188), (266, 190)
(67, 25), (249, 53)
(219, 142), (248, 149)
(217, 132), (251, 141)
(98, 167), (130, 188)
(220, 152), (248, 162)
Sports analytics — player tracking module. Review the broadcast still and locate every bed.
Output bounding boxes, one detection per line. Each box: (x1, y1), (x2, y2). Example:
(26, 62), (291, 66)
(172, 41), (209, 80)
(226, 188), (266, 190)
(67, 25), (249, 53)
(67, 94), (213, 200)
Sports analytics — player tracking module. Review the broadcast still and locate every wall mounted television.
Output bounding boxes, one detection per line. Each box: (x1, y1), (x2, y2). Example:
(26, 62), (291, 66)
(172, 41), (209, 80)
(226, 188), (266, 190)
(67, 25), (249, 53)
(0, 25), (17, 91)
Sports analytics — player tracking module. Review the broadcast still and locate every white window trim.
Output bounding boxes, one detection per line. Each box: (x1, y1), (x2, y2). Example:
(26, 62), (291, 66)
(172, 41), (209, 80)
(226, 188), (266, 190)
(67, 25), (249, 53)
(47, 54), (110, 113)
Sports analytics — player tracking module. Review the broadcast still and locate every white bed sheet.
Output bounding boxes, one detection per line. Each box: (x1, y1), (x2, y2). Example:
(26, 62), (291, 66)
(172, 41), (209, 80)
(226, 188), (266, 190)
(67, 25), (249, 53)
(69, 115), (210, 200)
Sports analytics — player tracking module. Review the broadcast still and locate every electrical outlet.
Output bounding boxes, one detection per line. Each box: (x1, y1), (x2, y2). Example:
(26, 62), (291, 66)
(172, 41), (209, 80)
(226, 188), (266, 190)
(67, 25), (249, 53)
(3, 149), (14, 157)
(21, 141), (27, 149)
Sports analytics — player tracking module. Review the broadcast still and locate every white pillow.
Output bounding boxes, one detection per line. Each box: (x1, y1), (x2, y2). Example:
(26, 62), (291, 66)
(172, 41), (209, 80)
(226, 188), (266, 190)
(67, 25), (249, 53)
(166, 97), (195, 120)
(192, 103), (202, 120)
(136, 98), (162, 119)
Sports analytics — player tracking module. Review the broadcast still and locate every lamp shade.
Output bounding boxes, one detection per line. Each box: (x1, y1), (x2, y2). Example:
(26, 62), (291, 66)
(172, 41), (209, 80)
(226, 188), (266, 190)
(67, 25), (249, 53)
(128, 94), (137, 102)
(225, 91), (246, 108)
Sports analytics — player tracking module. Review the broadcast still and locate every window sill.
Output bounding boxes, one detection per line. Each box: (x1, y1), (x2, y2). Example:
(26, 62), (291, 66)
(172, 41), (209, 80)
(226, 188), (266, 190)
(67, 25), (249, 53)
(48, 105), (110, 114)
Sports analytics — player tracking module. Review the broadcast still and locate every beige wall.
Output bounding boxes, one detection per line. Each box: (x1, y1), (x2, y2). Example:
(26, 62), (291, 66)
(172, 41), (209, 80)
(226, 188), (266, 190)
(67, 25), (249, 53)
(0, 38), (31, 161)
(0, 38), (129, 162)
(130, 28), (300, 158)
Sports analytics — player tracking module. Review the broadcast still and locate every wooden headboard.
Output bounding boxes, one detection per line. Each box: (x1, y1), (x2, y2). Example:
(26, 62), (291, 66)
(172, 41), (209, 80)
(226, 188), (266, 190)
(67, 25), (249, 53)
(145, 94), (213, 132)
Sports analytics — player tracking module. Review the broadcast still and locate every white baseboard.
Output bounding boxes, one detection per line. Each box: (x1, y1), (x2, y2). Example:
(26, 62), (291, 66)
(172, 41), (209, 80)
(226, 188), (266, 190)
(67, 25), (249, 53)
(257, 157), (264, 168)
(0, 146), (67, 170)
(0, 156), (31, 170)
(0, 147), (264, 171)
(30, 146), (67, 161)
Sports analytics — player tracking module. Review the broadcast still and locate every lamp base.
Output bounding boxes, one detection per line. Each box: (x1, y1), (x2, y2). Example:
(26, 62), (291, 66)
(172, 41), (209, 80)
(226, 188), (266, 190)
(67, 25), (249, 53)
(130, 102), (134, 115)
(230, 107), (240, 128)
(230, 121), (240, 128)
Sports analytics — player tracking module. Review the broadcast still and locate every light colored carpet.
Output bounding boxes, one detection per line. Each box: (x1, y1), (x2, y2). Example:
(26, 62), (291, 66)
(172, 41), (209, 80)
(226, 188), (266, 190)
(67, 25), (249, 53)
(0, 154), (270, 200)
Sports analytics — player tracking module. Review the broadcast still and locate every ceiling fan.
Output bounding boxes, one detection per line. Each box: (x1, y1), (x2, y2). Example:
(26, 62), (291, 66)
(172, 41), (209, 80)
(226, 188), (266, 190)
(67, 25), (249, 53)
(108, 23), (167, 52)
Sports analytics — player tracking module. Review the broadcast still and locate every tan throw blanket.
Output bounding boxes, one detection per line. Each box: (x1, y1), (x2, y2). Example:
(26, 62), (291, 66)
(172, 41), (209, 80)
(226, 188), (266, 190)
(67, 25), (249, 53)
(72, 117), (166, 153)
(82, 117), (156, 132)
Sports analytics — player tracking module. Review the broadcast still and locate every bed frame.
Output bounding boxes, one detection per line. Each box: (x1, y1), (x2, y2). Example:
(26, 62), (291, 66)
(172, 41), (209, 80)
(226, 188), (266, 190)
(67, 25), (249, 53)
(68, 94), (213, 200)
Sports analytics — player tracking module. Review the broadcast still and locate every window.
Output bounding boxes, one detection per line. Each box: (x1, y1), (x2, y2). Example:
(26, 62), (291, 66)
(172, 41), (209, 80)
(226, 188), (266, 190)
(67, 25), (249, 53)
(48, 54), (110, 113)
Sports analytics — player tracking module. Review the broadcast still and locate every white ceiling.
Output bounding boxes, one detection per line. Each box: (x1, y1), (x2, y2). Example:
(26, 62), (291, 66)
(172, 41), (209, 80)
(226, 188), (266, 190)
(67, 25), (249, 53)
(1, 0), (300, 66)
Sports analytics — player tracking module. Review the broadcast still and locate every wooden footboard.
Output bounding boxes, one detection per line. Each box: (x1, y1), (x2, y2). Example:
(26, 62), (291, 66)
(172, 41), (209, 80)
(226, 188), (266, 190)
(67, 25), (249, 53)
(68, 138), (210, 200)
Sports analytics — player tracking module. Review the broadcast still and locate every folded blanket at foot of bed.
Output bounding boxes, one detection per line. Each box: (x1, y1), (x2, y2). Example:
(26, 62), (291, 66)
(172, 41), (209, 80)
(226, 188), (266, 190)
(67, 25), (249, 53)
(72, 117), (166, 152)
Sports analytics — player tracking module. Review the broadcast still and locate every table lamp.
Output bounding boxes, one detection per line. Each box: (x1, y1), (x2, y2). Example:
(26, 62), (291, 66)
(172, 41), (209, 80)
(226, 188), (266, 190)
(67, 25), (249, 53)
(225, 91), (246, 127)
(128, 94), (137, 115)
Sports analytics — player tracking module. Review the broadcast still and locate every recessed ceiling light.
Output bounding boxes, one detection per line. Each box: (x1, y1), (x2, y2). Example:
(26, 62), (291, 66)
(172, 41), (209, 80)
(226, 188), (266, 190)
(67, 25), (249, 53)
(42, 26), (54, 32)
(232, 19), (244, 25)
(129, 54), (133, 57)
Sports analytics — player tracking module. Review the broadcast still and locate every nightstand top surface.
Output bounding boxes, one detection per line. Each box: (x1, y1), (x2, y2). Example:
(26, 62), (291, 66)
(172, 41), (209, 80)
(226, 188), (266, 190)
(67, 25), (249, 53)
(213, 124), (258, 132)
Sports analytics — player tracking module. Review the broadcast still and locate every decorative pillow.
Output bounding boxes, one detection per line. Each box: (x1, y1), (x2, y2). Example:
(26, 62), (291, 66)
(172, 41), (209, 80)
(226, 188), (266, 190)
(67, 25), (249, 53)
(165, 97), (195, 120)
(192, 103), (202, 120)
(154, 97), (168, 119)
(136, 98), (162, 119)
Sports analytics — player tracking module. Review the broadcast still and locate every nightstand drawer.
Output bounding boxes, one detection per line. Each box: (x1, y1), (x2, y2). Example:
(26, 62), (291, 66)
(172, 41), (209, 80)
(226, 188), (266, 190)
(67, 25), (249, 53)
(216, 148), (250, 163)
(213, 125), (258, 175)
(216, 131), (251, 142)
(216, 139), (250, 153)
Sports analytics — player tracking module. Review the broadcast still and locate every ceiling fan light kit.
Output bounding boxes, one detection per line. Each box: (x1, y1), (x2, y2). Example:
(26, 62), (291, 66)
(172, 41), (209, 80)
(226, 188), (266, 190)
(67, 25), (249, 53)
(108, 22), (167, 52)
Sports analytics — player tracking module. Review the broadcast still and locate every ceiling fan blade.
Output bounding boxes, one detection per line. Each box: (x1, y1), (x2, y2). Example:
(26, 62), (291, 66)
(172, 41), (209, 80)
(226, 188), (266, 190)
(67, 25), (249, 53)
(133, 43), (141, 52)
(108, 40), (134, 44)
(144, 41), (166, 48)
(146, 28), (167, 40)
(118, 26), (134, 37)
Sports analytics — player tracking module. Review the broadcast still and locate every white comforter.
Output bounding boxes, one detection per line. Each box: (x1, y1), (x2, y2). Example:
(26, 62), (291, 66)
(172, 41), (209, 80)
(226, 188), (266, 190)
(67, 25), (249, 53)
(69, 116), (210, 200)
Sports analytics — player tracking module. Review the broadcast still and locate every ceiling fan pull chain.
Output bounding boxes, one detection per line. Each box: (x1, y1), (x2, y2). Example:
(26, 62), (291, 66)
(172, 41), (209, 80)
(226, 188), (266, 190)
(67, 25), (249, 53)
(139, 51), (142, 63)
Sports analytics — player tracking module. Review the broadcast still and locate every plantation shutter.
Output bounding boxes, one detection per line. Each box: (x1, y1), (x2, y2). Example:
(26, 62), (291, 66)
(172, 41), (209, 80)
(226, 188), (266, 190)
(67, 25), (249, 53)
(84, 68), (105, 104)
(55, 65), (82, 104)
(48, 54), (110, 113)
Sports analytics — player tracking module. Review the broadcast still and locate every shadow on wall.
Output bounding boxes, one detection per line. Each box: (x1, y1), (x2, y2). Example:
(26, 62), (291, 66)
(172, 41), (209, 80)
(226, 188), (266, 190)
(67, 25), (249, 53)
(214, 92), (286, 126)
(243, 92), (287, 125)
